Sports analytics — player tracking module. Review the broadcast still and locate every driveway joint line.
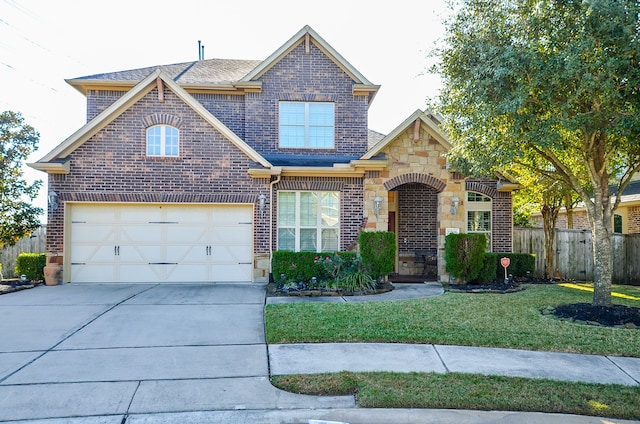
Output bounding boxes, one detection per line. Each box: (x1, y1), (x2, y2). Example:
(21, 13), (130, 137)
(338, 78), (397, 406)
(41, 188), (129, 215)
(0, 284), (157, 384)
(432, 344), (451, 373)
(606, 355), (640, 385)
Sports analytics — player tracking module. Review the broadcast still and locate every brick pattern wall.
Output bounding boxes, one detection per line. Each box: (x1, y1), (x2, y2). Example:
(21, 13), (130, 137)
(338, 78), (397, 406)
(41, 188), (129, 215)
(464, 179), (513, 252)
(552, 210), (591, 230)
(492, 191), (513, 252)
(192, 93), (246, 138)
(629, 207), (640, 234)
(271, 176), (363, 252)
(397, 183), (438, 255)
(47, 88), (270, 255)
(244, 42), (369, 158)
(86, 90), (127, 121)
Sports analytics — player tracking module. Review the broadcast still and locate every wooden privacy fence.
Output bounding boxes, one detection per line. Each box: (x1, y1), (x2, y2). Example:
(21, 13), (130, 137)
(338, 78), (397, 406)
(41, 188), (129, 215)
(0, 226), (46, 279)
(513, 227), (640, 285)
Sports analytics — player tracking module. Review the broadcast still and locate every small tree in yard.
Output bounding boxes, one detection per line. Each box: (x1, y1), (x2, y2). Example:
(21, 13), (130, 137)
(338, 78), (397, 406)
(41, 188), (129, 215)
(434, 0), (640, 306)
(0, 111), (43, 247)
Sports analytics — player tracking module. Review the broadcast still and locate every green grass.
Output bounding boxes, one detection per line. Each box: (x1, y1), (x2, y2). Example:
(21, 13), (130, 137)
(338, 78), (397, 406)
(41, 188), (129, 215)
(271, 372), (640, 420)
(265, 284), (640, 356)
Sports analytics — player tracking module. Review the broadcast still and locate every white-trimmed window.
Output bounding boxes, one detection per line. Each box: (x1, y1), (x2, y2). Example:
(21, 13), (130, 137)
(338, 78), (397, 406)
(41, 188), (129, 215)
(277, 191), (340, 252)
(466, 191), (492, 251)
(279, 102), (335, 149)
(147, 125), (179, 157)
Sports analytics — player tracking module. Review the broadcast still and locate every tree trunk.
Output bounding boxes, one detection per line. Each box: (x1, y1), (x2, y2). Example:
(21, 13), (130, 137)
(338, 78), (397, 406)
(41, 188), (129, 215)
(591, 218), (613, 306)
(541, 204), (559, 279)
(587, 167), (614, 307)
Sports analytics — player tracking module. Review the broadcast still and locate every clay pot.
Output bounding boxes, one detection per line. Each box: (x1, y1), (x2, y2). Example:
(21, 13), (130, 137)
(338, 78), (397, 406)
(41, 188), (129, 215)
(44, 260), (62, 286)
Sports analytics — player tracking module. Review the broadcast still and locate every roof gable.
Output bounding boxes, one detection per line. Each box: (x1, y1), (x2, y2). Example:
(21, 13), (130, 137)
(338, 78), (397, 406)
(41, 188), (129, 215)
(30, 70), (271, 172)
(361, 109), (452, 160)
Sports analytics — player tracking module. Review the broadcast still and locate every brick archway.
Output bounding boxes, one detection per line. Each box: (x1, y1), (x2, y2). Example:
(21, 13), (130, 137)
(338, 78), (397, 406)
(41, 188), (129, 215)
(384, 173), (446, 193)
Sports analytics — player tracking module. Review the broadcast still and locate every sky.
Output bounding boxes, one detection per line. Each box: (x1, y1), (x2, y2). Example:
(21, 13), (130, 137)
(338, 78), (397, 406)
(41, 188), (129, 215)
(1, 0), (451, 220)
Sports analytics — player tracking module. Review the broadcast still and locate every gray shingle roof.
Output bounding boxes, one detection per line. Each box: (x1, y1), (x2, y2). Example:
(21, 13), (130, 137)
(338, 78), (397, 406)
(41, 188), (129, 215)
(72, 59), (263, 85)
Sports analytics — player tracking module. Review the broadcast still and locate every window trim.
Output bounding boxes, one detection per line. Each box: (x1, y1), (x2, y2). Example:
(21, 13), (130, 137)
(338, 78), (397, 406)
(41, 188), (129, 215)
(146, 124), (179, 157)
(466, 191), (492, 251)
(278, 101), (335, 149)
(277, 190), (340, 252)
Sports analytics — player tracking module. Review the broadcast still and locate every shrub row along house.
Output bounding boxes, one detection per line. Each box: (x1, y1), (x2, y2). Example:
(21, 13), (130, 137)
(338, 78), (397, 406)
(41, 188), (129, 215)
(29, 25), (518, 284)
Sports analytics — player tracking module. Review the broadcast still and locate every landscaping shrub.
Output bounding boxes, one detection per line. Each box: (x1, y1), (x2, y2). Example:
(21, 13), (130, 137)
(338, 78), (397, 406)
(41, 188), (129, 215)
(337, 270), (376, 293)
(444, 233), (487, 283)
(272, 250), (357, 283)
(471, 252), (498, 284)
(15, 253), (46, 281)
(359, 231), (396, 280)
(493, 253), (535, 278)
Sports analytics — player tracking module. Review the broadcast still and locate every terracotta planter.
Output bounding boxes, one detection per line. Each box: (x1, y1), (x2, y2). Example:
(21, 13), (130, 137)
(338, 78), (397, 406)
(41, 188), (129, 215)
(43, 256), (63, 286)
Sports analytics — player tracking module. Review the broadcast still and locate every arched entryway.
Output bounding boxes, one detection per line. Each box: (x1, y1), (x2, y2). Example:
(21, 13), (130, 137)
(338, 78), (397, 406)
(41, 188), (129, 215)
(384, 173), (445, 281)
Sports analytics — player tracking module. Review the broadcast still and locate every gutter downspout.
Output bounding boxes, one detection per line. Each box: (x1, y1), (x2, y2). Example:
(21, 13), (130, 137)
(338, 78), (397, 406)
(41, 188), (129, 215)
(268, 172), (282, 276)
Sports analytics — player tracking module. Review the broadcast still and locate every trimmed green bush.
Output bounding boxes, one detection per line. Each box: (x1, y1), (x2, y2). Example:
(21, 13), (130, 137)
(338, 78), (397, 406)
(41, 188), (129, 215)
(272, 250), (357, 283)
(493, 253), (535, 278)
(444, 233), (487, 283)
(359, 231), (396, 279)
(472, 252), (498, 284)
(15, 253), (46, 281)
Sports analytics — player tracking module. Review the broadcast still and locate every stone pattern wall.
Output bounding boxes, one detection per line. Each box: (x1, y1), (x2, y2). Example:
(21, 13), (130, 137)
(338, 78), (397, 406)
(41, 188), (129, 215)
(364, 122), (514, 278)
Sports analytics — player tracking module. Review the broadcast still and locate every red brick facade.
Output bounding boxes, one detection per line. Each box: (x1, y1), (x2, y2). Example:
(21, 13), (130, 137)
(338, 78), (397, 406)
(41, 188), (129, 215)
(36, 27), (516, 283)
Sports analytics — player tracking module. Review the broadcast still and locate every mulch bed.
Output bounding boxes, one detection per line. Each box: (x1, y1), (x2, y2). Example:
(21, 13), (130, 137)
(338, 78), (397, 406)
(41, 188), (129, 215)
(550, 303), (640, 328)
(267, 281), (395, 297)
(445, 279), (525, 294)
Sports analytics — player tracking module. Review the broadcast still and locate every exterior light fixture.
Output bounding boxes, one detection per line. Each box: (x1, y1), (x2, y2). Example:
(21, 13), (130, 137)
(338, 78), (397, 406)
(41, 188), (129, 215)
(373, 196), (383, 217)
(258, 193), (267, 216)
(48, 191), (59, 211)
(450, 196), (460, 215)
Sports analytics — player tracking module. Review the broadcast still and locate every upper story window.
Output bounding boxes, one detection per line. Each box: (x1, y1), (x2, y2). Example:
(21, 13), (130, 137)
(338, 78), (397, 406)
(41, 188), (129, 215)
(279, 101), (335, 149)
(147, 125), (179, 157)
(466, 191), (492, 251)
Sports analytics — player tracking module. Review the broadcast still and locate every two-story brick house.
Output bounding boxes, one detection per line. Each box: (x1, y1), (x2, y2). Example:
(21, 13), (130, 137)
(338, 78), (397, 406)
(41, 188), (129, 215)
(30, 25), (516, 284)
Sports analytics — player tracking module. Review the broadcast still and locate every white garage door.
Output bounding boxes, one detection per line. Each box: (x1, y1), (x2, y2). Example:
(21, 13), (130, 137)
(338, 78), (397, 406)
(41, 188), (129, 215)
(69, 204), (253, 283)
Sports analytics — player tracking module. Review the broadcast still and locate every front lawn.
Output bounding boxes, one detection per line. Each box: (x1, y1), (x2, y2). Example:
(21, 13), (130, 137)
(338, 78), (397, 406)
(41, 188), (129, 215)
(265, 284), (640, 357)
(266, 283), (640, 419)
(271, 372), (640, 420)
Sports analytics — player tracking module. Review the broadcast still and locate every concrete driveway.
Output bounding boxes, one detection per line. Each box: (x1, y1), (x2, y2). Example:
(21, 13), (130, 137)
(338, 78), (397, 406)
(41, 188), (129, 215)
(0, 283), (351, 422)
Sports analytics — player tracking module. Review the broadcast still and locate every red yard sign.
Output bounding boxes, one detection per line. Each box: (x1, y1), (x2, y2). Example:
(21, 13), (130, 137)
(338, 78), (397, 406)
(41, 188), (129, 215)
(501, 257), (510, 279)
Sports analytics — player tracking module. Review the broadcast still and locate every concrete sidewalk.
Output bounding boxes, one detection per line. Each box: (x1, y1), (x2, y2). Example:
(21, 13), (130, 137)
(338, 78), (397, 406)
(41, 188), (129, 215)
(269, 343), (640, 385)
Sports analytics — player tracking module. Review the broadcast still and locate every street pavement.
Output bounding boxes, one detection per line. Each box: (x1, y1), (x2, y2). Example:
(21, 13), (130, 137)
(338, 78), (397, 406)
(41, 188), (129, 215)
(0, 282), (638, 424)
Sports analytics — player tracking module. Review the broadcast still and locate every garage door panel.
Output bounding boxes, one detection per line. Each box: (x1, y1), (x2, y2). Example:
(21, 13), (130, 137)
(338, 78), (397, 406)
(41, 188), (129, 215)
(165, 226), (208, 244)
(120, 225), (164, 244)
(71, 225), (116, 243)
(71, 244), (118, 263)
(69, 204), (253, 283)
(71, 264), (117, 283)
(212, 224), (252, 245)
(211, 245), (252, 262)
(214, 264), (252, 282)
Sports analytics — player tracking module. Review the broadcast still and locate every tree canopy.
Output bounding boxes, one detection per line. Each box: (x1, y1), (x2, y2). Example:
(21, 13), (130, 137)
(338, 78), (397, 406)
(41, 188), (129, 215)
(434, 0), (640, 305)
(0, 111), (43, 246)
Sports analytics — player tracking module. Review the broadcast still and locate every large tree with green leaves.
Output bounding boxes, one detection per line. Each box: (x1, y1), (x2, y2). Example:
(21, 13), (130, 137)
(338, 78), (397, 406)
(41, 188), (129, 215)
(435, 0), (640, 306)
(0, 111), (43, 246)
